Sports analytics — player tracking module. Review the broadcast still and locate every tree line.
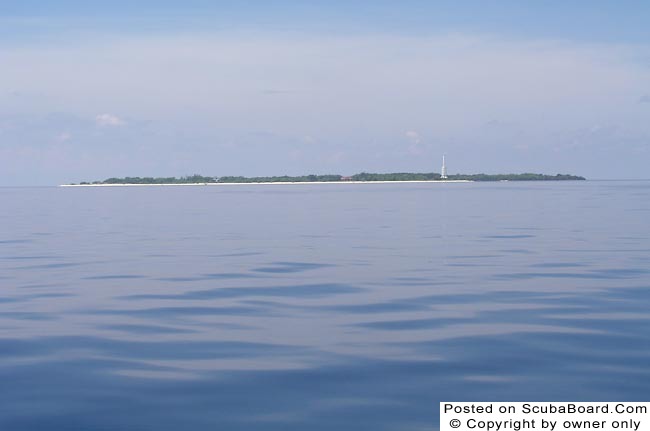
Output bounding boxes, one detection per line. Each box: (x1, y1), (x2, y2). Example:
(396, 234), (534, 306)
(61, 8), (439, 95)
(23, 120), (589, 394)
(75, 172), (585, 185)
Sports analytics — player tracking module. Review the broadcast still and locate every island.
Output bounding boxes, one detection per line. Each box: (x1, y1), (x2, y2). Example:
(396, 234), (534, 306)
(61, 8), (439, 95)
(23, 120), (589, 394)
(64, 172), (585, 186)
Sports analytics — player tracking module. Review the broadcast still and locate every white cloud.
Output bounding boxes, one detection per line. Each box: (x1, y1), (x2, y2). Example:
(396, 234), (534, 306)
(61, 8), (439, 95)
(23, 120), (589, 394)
(54, 132), (72, 143)
(405, 130), (421, 144)
(95, 113), (125, 127)
(405, 130), (424, 155)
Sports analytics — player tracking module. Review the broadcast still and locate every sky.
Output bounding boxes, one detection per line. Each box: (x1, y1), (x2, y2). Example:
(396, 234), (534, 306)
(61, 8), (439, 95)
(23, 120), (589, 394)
(1, 1), (650, 185)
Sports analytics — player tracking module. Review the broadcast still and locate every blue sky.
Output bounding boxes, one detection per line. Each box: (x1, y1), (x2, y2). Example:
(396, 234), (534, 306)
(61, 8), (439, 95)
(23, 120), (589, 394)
(1, 1), (649, 184)
(3, 1), (650, 42)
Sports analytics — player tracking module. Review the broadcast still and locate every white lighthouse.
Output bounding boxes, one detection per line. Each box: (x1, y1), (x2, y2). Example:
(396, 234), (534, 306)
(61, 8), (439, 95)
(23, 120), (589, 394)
(441, 155), (448, 179)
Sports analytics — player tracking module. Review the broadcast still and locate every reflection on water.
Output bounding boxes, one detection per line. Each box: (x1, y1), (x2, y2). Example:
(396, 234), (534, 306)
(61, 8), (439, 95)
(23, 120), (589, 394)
(1, 181), (649, 430)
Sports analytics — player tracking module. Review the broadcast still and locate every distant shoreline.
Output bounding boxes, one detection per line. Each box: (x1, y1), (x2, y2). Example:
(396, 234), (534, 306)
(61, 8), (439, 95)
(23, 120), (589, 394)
(60, 180), (474, 187)
(63, 172), (586, 186)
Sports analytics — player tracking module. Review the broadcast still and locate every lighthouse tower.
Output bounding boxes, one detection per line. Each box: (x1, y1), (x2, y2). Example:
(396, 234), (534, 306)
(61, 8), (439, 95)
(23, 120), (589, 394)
(441, 155), (448, 179)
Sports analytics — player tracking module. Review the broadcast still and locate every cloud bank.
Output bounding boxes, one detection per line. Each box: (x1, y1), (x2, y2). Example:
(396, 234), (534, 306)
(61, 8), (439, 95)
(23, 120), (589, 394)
(95, 113), (126, 127)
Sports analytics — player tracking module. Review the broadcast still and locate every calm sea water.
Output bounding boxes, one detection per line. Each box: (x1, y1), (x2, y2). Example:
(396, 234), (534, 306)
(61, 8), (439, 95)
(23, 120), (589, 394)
(1, 181), (649, 430)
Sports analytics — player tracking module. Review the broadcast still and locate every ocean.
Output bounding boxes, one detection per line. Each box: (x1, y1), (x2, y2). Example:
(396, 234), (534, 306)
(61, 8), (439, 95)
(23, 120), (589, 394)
(1, 181), (649, 430)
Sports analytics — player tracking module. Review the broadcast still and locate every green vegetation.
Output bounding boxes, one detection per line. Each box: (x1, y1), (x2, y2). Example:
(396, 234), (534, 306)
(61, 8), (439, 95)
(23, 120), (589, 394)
(447, 173), (585, 181)
(74, 172), (585, 185)
(217, 174), (342, 183)
(350, 172), (585, 181)
(94, 175), (218, 184)
(351, 172), (441, 181)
